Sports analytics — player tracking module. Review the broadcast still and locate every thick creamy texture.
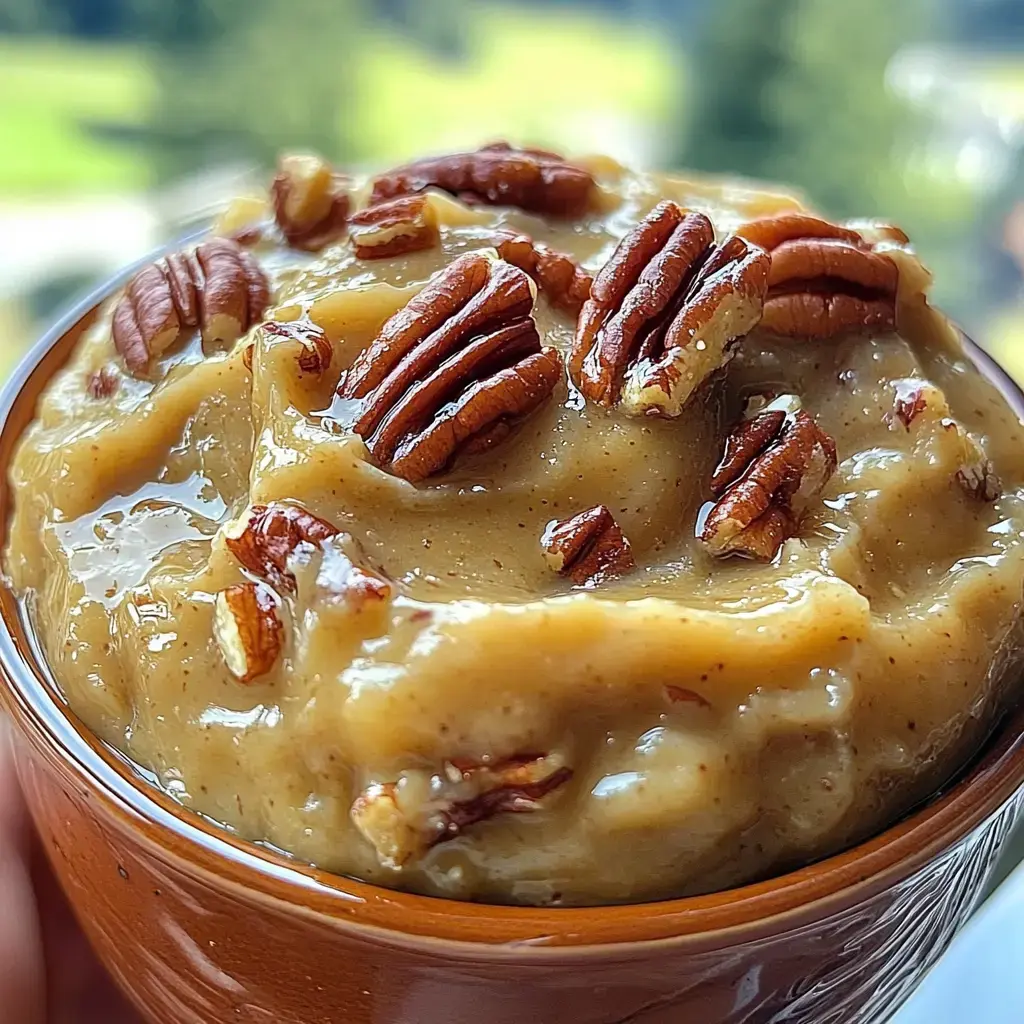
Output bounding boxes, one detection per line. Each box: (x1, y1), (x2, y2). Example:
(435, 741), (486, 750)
(7, 156), (1024, 905)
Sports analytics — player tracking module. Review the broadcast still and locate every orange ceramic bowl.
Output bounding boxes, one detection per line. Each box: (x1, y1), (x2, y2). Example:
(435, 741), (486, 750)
(2, 272), (1024, 1024)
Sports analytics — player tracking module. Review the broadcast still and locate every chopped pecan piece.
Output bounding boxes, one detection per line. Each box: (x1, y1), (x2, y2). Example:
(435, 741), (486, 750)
(246, 319), (333, 377)
(224, 502), (392, 599)
(495, 231), (593, 316)
(369, 141), (595, 218)
(955, 430), (1001, 502)
(701, 401), (837, 560)
(86, 366), (119, 399)
(271, 153), (351, 251)
(214, 582), (283, 683)
(351, 752), (572, 870)
(541, 505), (635, 586)
(736, 213), (898, 339)
(317, 539), (393, 607)
(570, 201), (769, 417)
(349, 195), (440, 260)
(337, 252), (561, 482)
(664, 685), (712, 709)
(888, 378), (934, 430)
(112, 238), (269, 374)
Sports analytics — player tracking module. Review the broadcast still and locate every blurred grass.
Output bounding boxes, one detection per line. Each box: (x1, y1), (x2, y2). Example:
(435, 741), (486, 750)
(0, 38), (154, 194)
(0, 4), (675, 197)
(353, 4), (675, 160)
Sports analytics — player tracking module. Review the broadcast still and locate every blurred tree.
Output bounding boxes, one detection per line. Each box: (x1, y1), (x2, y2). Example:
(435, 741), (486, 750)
(139, 0), (364, 180)
(681, 0), (928, 219)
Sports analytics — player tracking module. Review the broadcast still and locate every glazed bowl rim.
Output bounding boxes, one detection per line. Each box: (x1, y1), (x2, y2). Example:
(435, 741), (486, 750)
(2, 252), (1024, 954)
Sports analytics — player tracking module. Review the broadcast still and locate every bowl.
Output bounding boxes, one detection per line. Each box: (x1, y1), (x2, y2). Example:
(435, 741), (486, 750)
(2, 268), (1024, 1024)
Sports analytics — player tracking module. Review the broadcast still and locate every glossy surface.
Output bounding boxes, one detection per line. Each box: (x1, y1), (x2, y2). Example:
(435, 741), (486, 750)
(6, 159), (1024, 905)
(1, 288), (1024, 1022)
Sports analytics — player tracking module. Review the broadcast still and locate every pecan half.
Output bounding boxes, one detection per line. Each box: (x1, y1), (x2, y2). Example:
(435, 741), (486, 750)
(350, 195), (440, 260)
(351, 752), (572, 870)
(86, 365), (119, 399)
(337, 252), (561, 482)
(112, 238), (269, 374)
(271, 153), (351, 251)
(541, 505), (635, 586)
(214, 582), (283, 683)
(369, 142), (595, 218)
(495, 231), (593, 316)
(736, 213), (898, 339)
(246, 319), (333, 377)
(701, 401), (837, 560)
(569, 201), (769, 417)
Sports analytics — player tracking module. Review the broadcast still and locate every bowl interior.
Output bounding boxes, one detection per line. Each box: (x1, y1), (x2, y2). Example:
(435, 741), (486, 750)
(2, 280), (1024, 949)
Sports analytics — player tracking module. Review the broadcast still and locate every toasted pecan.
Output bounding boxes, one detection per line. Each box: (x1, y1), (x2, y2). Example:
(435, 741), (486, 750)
(271, 153), (351, 251)
(495, 231), (593, 316)
(701, 401), (837, 560)
(350, 195), (440, 260)
(737, 213), (899, 339)
(369, 142), (595, 218)
(570, 201), (769, 416)
(337, 252), (561, 482)
(112, 238), (269, 374)
(541, 505), (635, 586)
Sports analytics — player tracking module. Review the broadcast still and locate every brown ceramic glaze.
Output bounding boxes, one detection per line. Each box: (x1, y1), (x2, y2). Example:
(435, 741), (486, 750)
(2, 274), (1024, 1024)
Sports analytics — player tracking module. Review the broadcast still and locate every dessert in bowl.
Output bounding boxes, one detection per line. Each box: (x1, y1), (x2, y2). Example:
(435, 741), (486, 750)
(2, 143), (1024, 1021)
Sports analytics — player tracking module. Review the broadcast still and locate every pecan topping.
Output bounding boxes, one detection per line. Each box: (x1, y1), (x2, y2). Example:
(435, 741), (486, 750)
(569, 201), (769, 417)
(317, 539), (393, 608)
(112, 238), (269, 374)
(369, 142), (595, 218)
(246, 319), (333, 377)
(350, 195), (440, 260)
(956, 430), (1001, 502)
(86, 366), (119, 399)
(665, 685), (712, 709)
(271, 153), (351, 251)
(889, 378), (931, 430)
(736, 213), (898, 339)
(701, 401), (837, 560)
(337, 252), (561, 482)
(351, 752), (572, 870)
(224, 502), (392, 600)
(495, 231), (593, 316)
(541, 505), (635, 586)
(214, 582), (283, 683)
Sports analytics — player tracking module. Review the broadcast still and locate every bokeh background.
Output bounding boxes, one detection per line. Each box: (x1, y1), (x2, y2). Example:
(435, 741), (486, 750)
(0, 0), (1022, 384)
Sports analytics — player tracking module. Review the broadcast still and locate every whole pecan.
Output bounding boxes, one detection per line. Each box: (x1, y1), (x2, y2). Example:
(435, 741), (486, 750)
(569, 201), (770, 417)
(541, 504), (635, 586)
(495, 231), (592, 316)
(337, 252), (561, 482)
(701, 401), (837, 560)
(224, 502), (392, 602)
(369, 142), (595, 218)
(349, 195), (440, 260)
(214, 581), (283, 683)
(736, 213), (899, 339)
(112, 238), (269, 374)
(351, 752), (572, 870)
(271, 152), (351, 251)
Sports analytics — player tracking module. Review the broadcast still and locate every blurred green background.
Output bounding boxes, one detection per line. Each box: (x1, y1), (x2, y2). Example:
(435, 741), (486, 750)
(0, 0), (1022, 382)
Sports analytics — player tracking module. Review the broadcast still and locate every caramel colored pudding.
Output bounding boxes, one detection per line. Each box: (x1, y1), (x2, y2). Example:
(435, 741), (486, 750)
(7, 146), (1024, 906)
